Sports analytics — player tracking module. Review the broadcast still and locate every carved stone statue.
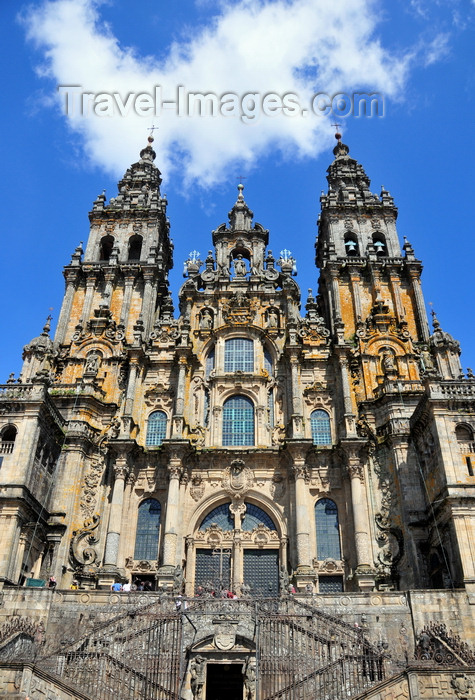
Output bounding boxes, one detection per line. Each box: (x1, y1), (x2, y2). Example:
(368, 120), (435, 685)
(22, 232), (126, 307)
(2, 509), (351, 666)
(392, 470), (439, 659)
(243, 658), (256, 700)
(267, 308), (279, 328)
(199, 308), (213, 330)
(173, 565), (184, 593)
(279, 565), (289, 592)
(381, 352), (397, 377)
(190, 655), (206, 700)
(85, 352), (100, 375)
(234, 254), (247, 277)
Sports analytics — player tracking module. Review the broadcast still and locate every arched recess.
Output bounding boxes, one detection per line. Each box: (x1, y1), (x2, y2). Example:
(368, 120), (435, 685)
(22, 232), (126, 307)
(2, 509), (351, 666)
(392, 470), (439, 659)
(344, 232), (359, 256)
(189, 497), (284, 597)
(99, 235), (114, 261)
(128, 234), (142, 261)
(372, 233), (387, 256)
(0, 424), (17, 454)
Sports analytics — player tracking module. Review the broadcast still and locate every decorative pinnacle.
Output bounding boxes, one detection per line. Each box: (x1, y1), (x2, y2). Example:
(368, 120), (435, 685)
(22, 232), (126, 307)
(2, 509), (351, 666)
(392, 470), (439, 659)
(332, 123), (342, 140)
(431, 308), (441, 329)
(43, 314), (52, 334)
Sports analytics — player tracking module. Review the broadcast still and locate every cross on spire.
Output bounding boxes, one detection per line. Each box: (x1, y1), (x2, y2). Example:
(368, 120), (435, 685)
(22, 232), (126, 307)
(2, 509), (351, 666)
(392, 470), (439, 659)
(148, 124), (159, 137)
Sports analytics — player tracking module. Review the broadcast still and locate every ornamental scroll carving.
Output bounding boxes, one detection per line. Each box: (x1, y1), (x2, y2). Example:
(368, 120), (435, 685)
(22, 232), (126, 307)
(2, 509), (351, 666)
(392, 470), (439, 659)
(70, 514), (100, 569)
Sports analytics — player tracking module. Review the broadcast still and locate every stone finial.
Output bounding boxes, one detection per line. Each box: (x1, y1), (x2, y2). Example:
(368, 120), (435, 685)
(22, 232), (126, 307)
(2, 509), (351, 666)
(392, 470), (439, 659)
(140, 135), (156, 163)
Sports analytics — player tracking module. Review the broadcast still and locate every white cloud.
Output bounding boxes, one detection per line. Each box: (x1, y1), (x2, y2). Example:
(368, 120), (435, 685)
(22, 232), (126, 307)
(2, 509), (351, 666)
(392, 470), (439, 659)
(22, 0), (411, 186)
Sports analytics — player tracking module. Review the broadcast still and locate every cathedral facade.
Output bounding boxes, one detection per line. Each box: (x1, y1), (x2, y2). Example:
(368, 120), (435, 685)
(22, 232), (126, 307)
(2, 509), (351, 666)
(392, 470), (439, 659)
(1, 134), (475, 700)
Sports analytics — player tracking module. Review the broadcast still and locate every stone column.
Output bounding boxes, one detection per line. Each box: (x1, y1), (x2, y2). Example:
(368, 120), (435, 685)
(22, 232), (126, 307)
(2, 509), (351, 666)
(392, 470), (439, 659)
(338, 353), (356, 437)
(82, 268), (100, 323)
(185, 536), (195, 596)
(103, 269), (117, 308)
(104, 460), (129, 568)
(13, 531), (28, 584)
(162, 462), (183, 568)
(124, 360), (139, 419)
(141, 269), (157, 337)
(408, 269), (430, 341)
(389, 271), (404, 323)
(120, 267), (137, 330)
(233, 534), (243, 595)
(289, 354), (303, 438)
(55, 269), (80, 344)
(349, 268), (363, 321)
(172, 357), (187, 437)
(293, 464), (312, 570)
(347, 457), (375, 590)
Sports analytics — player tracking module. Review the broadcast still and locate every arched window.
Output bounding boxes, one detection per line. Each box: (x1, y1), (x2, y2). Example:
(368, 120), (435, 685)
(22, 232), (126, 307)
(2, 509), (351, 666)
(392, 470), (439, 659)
(344, 234), (359, 256)
(205, 347), (215, 378)
(222, 395), (254, 446)
(264, 348), (273, 376)
(242, 503), (277, 531)
(134, 499), (161, 560)
(99, 235), (114, 261)
(315, 499), (341, 560)
(310, 409), (332, 445)
(373, 234), (387, 256)
(146, 411), (167, 446)
(0, 425), (17, 454)
(128, 235), (142, 261)
(224, 338), (254, 373)
(456, 424), (473, 442)
(199, 503), (234, 531)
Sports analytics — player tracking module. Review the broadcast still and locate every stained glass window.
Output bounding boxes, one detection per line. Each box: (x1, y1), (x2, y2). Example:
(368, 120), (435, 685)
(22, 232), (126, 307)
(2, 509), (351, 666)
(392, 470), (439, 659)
(222, 395), (254, 446)
(310, 409), (332, 445)
(134, 499), (161, 560)
(224, 338), (254, 372)
(146, 411), (167, 446)
(315, 499), (341, 560)
(199, 503), (233, 531)
(242, 503), (277, 531)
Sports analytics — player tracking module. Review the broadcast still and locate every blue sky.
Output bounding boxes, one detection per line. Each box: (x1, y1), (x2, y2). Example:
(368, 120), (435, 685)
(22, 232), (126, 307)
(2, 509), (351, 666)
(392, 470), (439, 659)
(1, 0), (475, 382)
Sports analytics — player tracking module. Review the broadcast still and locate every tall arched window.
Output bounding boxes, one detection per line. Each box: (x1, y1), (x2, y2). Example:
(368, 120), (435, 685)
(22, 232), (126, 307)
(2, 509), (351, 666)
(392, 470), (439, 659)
(134, 499), (161, 560)
(315, 499), (341, 560)
(128, 235), (142, 261)
(223, 395), (254, 446)
(0, 425), (17, 454)
(264, 348), (273, 376)
(99, 235), (114, 261)
(224, 338), (254, 372)
(146, 411), (167, 446)
(311, 409), (332, 445)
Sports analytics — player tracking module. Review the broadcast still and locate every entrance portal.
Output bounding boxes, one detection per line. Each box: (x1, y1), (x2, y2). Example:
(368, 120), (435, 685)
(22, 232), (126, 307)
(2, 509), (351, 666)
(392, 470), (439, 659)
(205, 663), (243, 700)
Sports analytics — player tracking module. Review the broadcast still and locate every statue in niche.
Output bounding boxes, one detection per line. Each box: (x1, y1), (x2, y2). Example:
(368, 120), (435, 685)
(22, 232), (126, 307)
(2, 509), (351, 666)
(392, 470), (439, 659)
(381, 352), (397, 377)
(85, 351), (101, 375)
(267, 308), (279, 328)
(199, 308), (213, 330)
(234, 254), (247, 277)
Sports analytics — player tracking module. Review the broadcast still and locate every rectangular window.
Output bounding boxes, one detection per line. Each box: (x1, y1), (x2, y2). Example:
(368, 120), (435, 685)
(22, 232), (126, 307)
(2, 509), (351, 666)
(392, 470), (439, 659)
(319, 575), (344, 593)
(224, 338), (254, 373)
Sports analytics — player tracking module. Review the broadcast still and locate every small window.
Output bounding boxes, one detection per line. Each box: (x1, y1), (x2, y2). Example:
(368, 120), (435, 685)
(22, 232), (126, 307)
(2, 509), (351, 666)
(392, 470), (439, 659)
(319, 575), (343, 593)
(315, 499), (341, 560)
(134, 499), (161, 560)
(128, 235), (142, 261)
(224, 338), (253, 373)
(222, 395), (254, 446)
(0, 425), (17, 454)
(99, 235), (114, 261)
(310, 410), (332, 445)
(146, 411), (167, 446)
